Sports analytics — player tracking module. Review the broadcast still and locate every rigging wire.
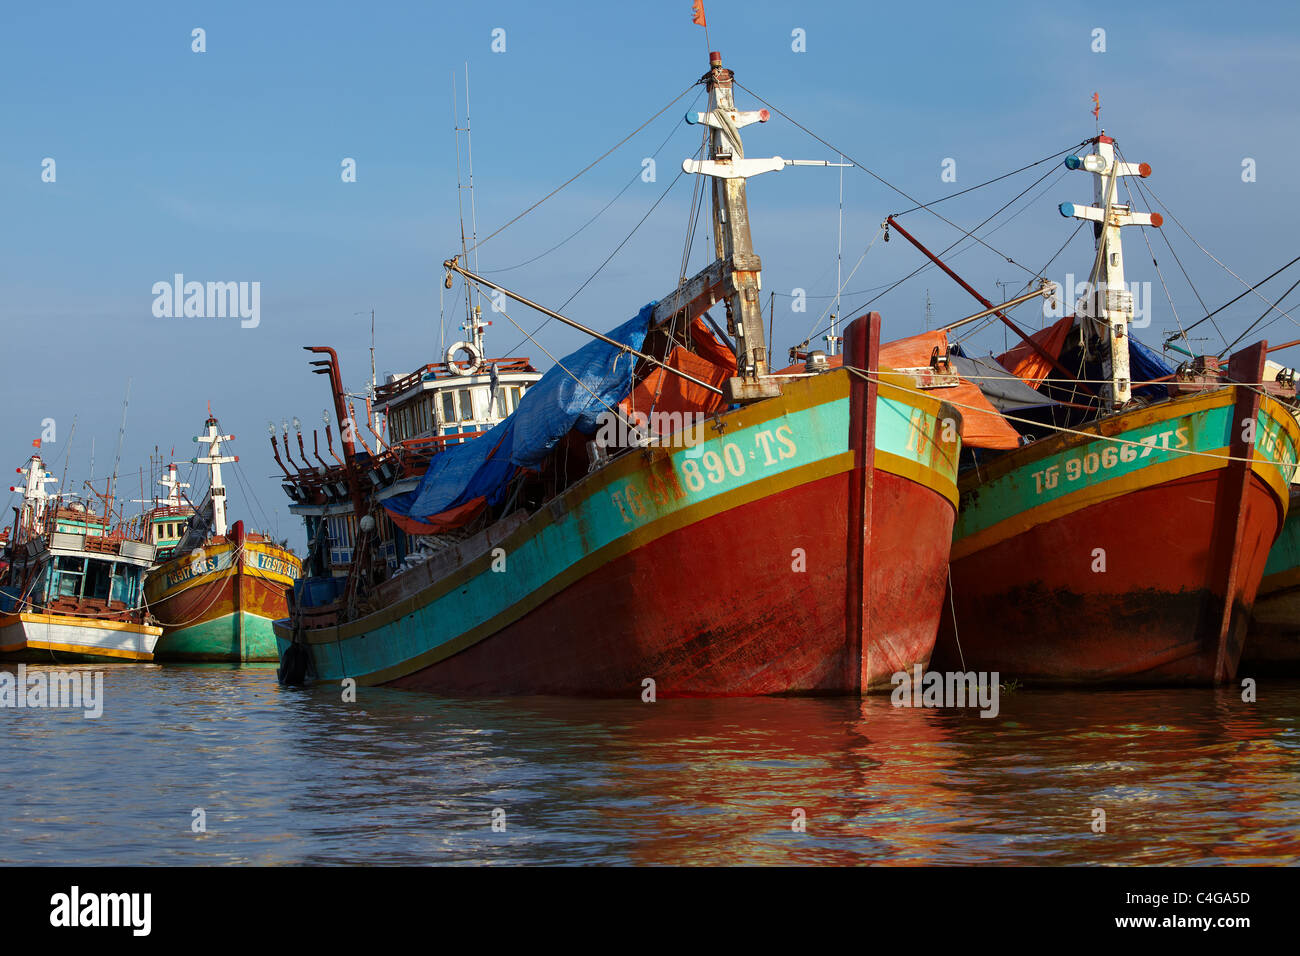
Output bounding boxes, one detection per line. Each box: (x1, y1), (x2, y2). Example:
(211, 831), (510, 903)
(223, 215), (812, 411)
(894, 144), (1085, 216)
(1131, 171), (1300, 338)
(1121, 172), (1190, 352)
(463, 83), (699, 256)
(499, 147), (698, 357)
(1168, 253), (1300, 344)
(799, 226), (884, 353)
(1220, 274), (1300, 356)
(483, 92), (702, 275)
(794, 151), (1077, 353)
(735, 80), (1079, 277)
(843, 365), (1280, 467)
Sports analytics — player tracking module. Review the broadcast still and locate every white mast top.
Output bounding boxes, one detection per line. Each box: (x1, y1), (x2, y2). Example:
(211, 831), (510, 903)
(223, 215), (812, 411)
(191, 416), (237, 537)
(158, 463), (189, 508)
(1060, 133), (1163, 409)
(9, 455), (57, 537)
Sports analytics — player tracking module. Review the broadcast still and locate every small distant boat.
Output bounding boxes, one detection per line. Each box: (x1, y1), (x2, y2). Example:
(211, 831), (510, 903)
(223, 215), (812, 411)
(1, 452), (161, 662)
(143, 415), (302, 662)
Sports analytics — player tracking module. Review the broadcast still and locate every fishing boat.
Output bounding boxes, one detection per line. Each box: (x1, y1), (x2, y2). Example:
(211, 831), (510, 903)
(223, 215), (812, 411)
(272, 51), (964, 696)
(0, 453), (161, 662)
(143, 414), (302, 662)
(925, 133), (1300, 685)
(1245, 367), (1300, 674)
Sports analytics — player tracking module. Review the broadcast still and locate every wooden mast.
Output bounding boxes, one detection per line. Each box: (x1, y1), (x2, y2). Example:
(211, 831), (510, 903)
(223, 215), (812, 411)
(1060, 134), (1162, 408)
(655, 51), (782, 402)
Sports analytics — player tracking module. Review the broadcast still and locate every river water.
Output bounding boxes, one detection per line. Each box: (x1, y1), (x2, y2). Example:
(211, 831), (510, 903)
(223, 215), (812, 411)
(2, 663), (1297, 865)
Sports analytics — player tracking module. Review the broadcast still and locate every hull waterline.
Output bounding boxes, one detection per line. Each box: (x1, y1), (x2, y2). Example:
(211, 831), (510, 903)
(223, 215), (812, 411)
(0, 612), (161, 662)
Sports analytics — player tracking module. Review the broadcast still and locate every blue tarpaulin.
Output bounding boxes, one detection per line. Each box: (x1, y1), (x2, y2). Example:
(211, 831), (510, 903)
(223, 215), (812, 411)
(384, 303), (653, 527)
(1130, 335), (1175, 399)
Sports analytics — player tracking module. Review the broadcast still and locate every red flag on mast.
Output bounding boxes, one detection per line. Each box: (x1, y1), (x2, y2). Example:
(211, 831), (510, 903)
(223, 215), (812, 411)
(1091, 92), (1101, 120)
(31, 439), (40, 448)
(692, 0), (706, 27)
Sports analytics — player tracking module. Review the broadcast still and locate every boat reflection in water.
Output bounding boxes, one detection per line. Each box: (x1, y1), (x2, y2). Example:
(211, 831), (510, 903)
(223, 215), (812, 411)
(4, 663), (1295, 865)
(270, 681), (1300, 866)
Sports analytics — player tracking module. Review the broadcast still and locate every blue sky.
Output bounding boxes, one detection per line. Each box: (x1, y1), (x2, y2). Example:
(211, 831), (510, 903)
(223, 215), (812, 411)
(3, 0), (1298, 547)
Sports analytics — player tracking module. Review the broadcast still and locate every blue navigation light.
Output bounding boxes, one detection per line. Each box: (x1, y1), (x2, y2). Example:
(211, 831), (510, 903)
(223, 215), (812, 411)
(1064, 155), (1083, 170)
(1059, 202), (1076, 218)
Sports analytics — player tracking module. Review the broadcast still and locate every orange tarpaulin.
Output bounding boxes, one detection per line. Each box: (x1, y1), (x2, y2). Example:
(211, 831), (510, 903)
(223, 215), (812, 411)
(997, 314), (1074, 389)
(621, 317), (736, 430)
(386, 495), (488, 535)
(777, 329), (1022, 450)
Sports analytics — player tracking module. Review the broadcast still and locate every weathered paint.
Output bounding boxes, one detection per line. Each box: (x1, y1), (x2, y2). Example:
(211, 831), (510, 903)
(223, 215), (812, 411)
(277, 320), (962, 696)
(146, 540), (299, 662)
(937, 382), (1300, 685)
(1245, 486), (1300, 672)
(0, 612), (161, 662)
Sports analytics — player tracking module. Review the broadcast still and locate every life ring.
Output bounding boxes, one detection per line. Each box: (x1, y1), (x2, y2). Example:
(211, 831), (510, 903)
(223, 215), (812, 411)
(445, 341), (482, 373)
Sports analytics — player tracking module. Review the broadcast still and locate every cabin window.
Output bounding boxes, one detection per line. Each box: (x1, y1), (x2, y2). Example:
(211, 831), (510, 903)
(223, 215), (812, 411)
(51, 556), (86, 599)
(441, 392), (456, 424)
(84, 559), (113, 601)
(493, 387), (507, 416)
(111, 566), (139, 605)
(458, 389), (474, 422)
(397, 406), (413, 442)
(326, 514), (353, 566)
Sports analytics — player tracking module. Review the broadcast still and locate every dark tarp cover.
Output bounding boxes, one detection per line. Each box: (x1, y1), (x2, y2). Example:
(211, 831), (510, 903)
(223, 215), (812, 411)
(383, 303), (653, 531)
(949, 354), (1058, 412)
(1130, 335), (1176, 399)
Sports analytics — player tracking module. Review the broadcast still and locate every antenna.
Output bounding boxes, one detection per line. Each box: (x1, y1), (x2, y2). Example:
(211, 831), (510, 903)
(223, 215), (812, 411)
(924, 289), (933, 331)
(828, 152), (844, 357)
(354, 309), (378, 401)
(58, 415), (77, 516)
(108, 378), (131, 528)
(452, 64), (481, 332)
(996, 279), (1016, 349)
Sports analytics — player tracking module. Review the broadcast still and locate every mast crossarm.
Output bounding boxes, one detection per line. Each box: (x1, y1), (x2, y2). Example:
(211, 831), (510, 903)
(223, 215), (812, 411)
(651, 253), (762, 327)
(1060, 202), (1163, 229)
(686, 108), (770, 132)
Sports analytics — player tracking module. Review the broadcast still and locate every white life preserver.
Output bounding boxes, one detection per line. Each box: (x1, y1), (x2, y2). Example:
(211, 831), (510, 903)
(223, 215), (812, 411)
(445, 341), (482, 374)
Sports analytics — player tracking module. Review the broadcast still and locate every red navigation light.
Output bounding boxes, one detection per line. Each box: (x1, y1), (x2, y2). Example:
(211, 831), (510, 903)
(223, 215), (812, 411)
(759, 109), (770, 122)
(1150, 213), (1164, 228)
(1138, 162), (1152, 178)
